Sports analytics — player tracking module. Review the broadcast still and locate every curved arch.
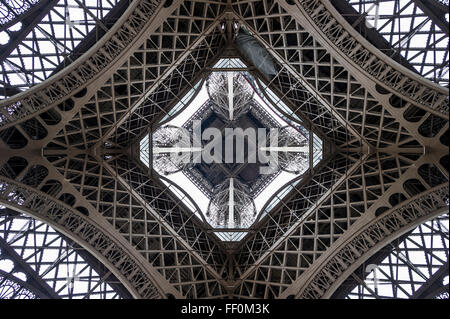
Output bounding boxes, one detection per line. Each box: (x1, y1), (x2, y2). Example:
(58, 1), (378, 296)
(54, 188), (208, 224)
(0, 0), (40, 31)
(0, 176), (170, 299)
(282, 0), (448, 117)
(286, 183), (448, 299)
(334, 214), (449, 299)
(0, 269), (38, 299)
(0, 0), (166, 129)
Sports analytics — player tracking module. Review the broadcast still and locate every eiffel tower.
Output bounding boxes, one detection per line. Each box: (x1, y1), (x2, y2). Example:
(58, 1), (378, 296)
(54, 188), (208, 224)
(0, 0), (448, 299)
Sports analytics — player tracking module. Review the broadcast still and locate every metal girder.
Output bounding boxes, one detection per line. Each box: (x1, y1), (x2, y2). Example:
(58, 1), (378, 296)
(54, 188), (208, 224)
(95, 12), (228, 147)
(0, 269), (40, 298)
(0, 0), (448, 299)
(410, 0), (449, 36)
(276, 0), (448, 117)
(329, 0), (418, 72)
(0, 234), (60, 298)
(0, 80), (22, 97)
(43, 0), (228, 152)
(411, 261), (449, 299)
(0, 206), (134, 298)
(0, 0), (232, 298)
(234, 12), (368, 147)
(234, 151), (367, 285)
(0, 0), (129, 94)
(339, 0), (449, 86)
(0, 146), (180, 298)
(230, 0), (444, 154)
(331, 211), (449, 299)
(1, 0), (40, 31)
(0, 0), (167, 129)
(293, 183), (449, 298)
(226, 1), (447, 298)
(0, 0), (58, 63)
(97, 152), (229, 294)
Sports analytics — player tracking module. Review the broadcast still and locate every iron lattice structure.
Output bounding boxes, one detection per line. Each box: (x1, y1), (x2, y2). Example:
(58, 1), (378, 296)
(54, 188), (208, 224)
(206, 71), (253, 120)
(0, 0), (448, 299)
(207, 178), (256, 229)
(152, 125), (193, 175)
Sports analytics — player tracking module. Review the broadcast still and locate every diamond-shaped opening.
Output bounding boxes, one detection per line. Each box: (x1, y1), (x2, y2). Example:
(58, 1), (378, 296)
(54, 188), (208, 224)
(139, 58), (323, 240)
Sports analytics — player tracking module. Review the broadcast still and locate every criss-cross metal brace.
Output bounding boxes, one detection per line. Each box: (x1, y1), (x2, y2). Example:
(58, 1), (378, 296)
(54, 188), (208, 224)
(0, 211), (132, 299)
(0, 0), (448, 299)
(331, 211), (449, 299)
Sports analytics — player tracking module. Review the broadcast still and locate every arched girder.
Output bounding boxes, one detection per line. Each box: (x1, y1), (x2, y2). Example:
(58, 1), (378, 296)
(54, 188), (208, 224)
(285, 182), (449, 298)
(0, 0), (170, 130)
(329, 212), (448, 299)
(231, 147), (448, 298)
(0, 0), (41, 31)
(0, 0), (58, 62)
(230, 1), (446, 151)
(0, 175), (178, 299)
(273, 0), (448, 117)
(0, 0), (447, 299)
(0, 144), (187, 298)
(0, 0), (129, 94)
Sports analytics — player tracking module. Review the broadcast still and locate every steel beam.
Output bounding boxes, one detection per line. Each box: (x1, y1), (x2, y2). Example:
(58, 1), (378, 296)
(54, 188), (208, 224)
(0, 234), (60, 298)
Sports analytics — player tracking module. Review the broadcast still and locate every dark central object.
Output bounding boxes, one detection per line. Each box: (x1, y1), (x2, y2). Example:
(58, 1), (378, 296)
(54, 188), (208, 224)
(183, 99), (280, 199)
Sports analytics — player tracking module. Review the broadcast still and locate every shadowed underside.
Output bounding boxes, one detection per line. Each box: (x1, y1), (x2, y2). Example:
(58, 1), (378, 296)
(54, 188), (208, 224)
(0, 0), (448, 299)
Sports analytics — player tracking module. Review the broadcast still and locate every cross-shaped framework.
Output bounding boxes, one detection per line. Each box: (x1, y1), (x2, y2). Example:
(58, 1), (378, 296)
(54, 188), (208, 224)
(0, 0), (448, 299)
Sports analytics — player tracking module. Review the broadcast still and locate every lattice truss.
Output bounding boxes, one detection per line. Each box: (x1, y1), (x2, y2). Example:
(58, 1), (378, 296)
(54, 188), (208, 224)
(0, 0), (124, 95)
(0, 0), (448, 299)
(336, 213), (449, 299)
(344, 0), (449, 86)
(0, 208), (127, 298)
